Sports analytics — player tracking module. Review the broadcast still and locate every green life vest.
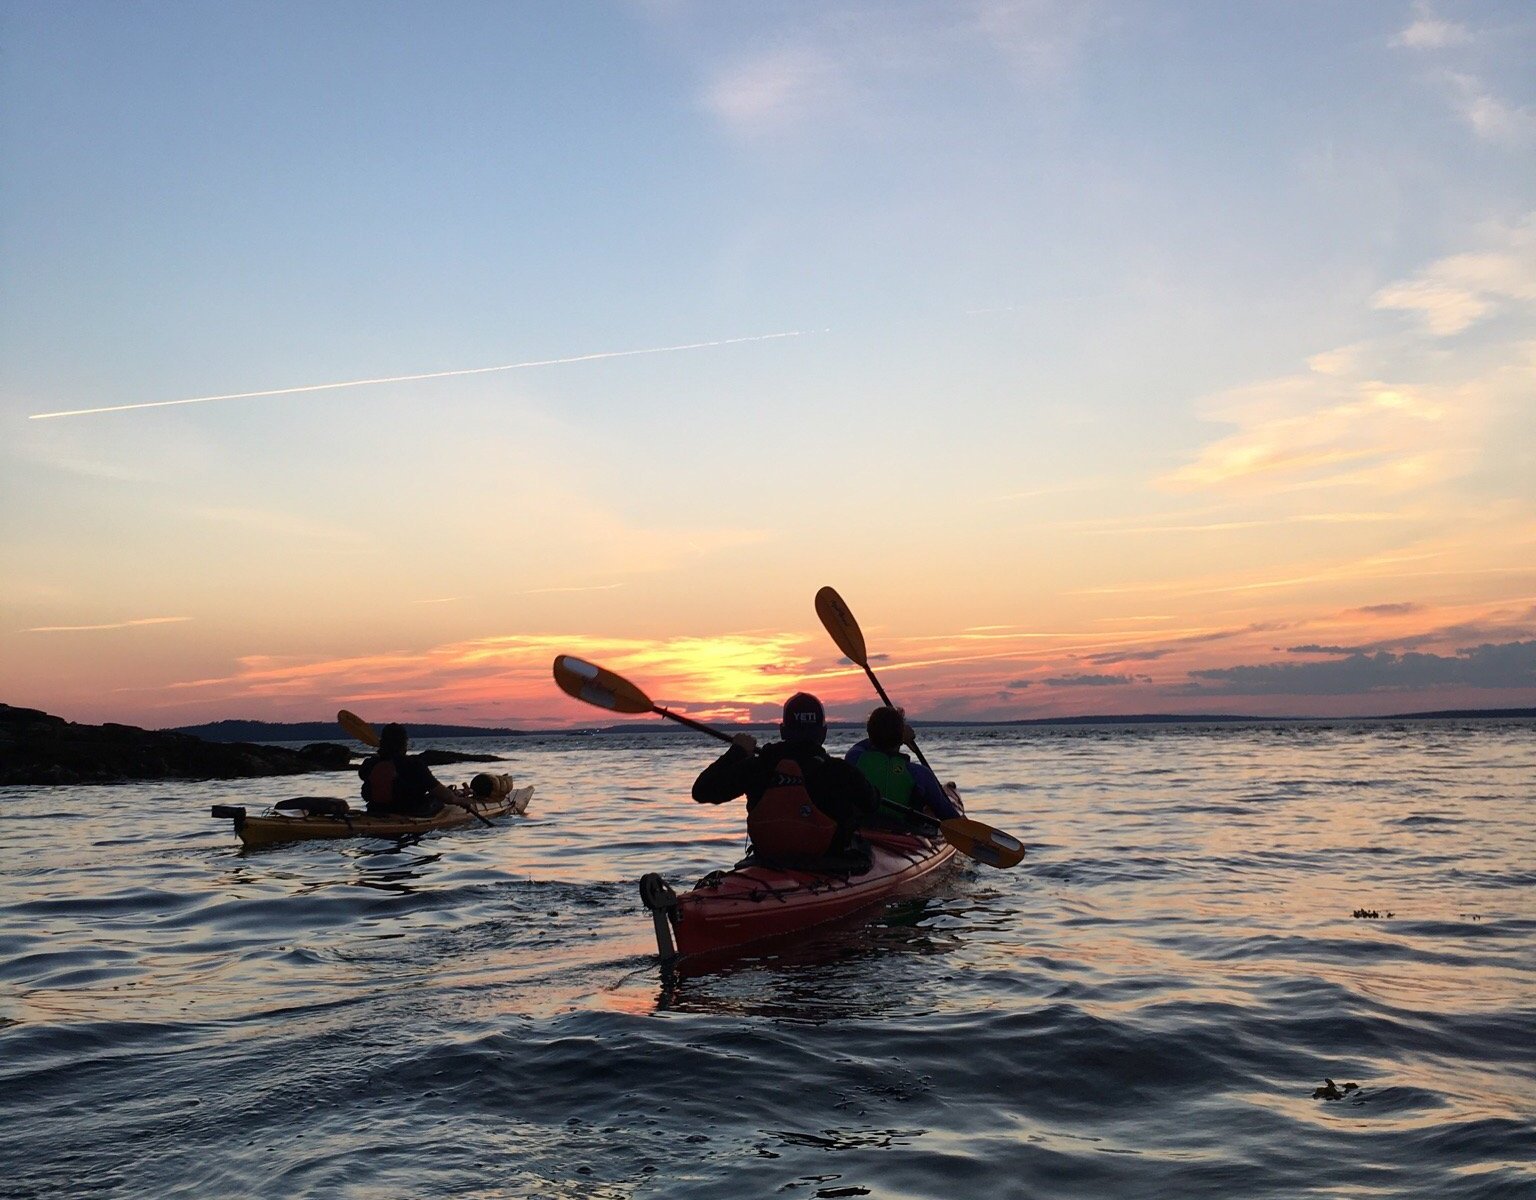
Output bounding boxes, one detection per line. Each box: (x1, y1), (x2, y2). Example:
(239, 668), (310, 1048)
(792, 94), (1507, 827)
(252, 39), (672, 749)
(856, 748), (917, 810)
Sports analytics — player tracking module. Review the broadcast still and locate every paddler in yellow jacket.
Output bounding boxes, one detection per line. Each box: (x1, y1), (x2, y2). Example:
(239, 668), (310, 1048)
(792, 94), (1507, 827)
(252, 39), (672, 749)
(845, 706), (962, 822)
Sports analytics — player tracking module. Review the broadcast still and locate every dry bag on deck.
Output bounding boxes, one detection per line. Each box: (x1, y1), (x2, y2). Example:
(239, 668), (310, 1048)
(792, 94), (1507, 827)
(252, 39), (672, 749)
(470, 772), (514, 799)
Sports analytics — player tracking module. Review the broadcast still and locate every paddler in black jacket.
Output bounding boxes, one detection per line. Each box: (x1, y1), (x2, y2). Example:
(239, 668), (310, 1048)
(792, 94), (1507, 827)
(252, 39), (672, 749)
(691, 693), (881, 863)
(358, 723), (471, 817)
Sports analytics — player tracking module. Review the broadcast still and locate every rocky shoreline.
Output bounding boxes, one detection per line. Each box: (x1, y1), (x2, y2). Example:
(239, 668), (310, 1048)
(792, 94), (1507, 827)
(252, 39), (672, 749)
(0, 704), (500, 787)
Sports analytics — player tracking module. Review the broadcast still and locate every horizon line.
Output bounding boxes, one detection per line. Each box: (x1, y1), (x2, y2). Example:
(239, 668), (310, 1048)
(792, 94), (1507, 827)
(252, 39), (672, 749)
(146, 705), (1536, 734)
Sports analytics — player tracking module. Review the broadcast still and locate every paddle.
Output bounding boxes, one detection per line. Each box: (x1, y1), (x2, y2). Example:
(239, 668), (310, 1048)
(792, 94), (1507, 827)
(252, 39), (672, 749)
(335, 709), (494, 827)
(551, 656), (735, 744)
(337, 709), (380, 748)
(815, 586), (936, 772)
(883, 802), (1023, 869)
(814, 586), (1025, 869)
(551, 655), (1022, 868)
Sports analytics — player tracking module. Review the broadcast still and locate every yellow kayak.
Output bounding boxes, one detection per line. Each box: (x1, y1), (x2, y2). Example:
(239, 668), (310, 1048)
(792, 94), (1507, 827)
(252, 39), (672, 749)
(211, 781), (532, 848)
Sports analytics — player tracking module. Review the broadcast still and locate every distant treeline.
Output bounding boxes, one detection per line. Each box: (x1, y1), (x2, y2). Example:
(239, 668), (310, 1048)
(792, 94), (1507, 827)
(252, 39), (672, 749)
(172, 708), (1535, 743)
(586, 707), (1536, 734)
(990, 708), (1536, 726)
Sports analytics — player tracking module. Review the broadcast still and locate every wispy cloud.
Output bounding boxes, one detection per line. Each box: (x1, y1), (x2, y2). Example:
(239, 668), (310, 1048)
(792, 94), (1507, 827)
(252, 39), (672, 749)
(991, 479), (1103, 503)
(969, 0), (1108, 81)
(1065, 511), (1406, 536)
(23, 616), (191, 634)
(704, 47), (842, 131)
(1436, 71), (1536, 144)
(16, 453), (160, 484)
(1390, 4), (1471, 50)
(1349, 602), (1424, 618)
(1068, 551), (1536, 601)
(1161, 377), (1449, 493)
(1373, 214), (1536, 335)
(1284, 608), (1536, 658)
(1085, 621), (1292, 665)
(1306, 344), (1369, 376)
(28, 331), (810, 420)
(1165, 216), (1535, 503)
(191, 506), (367, 543)
(691, 1), (1105, 136)
(517, 582), (627, 596)
(1389, 5), (1534, 143)
(1042, 672), (1142, 687)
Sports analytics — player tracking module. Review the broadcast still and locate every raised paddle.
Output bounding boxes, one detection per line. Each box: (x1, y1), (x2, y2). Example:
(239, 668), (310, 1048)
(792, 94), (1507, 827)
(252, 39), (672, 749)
(335, 709), (494, 828)
(551, 655), (1023, 869)
(814, 586), (1026, 869)
(337, 709), (380, 748)
(815, 586), (934, 770)
(552, 655), (736, 743)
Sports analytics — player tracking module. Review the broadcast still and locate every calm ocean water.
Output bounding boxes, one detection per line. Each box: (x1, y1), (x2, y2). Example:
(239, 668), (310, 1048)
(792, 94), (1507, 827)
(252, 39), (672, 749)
(1, 721), (1532, 1199)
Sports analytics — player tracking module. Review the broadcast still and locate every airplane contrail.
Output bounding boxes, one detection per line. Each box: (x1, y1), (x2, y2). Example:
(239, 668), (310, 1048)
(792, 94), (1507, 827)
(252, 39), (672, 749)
(22, 616), (191, 633)
(28, 330), (811, 420)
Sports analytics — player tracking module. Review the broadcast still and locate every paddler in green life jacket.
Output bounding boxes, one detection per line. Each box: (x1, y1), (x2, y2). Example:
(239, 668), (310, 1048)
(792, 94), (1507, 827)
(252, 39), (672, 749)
(691, 692), (882, 864)
(845, 706), (963, 823)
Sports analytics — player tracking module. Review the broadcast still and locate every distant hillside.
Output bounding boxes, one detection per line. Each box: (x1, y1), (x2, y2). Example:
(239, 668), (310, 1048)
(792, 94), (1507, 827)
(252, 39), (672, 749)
(585, 707), (1535, 734)
(169, 707), (1534, 744)
(170, 719), (529, 742)
(979, 709), (1534, 726)
(1382, 707), (1536, 720)
(989, 708), (1535, 726)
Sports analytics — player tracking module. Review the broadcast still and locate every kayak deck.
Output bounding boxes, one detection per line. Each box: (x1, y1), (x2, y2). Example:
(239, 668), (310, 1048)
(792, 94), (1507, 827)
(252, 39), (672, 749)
(212, 785), (532, 848)
(641, 827), (956, 963)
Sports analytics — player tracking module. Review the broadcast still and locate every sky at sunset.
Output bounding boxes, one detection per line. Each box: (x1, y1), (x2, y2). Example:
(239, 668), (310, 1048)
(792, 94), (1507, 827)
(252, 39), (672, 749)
(3, 1), (1534, 730)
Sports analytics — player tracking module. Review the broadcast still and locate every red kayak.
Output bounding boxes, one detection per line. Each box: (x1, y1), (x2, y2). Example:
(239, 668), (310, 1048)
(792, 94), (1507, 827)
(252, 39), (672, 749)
(639, 826), (957, 964)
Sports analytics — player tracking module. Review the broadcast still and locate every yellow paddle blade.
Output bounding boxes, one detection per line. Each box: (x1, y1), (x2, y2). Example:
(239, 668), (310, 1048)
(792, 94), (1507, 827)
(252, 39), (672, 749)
(815, 585), (868, 667)
(337, 709), (380, 748)
(552, 655), (654, 714)
(939, 816), (1027, 869)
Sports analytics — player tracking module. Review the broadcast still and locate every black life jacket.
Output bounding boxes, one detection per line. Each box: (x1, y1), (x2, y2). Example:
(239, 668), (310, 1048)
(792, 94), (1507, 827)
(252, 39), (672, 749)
(363, 754), (433, 814)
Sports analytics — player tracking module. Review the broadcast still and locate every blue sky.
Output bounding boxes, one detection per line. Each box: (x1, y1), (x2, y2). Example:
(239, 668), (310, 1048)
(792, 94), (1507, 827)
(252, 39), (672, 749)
(2, 1), (1533, 725)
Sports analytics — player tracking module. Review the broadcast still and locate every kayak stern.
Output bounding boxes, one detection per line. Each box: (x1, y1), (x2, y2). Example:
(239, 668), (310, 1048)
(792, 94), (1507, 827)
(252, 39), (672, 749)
(641, 830), (955, 964)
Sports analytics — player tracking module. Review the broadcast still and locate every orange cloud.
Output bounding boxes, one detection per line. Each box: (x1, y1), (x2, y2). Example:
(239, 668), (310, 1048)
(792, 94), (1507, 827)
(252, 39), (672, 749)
(1162, 379), (1449, 493)
(132, 630), (830, 725)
